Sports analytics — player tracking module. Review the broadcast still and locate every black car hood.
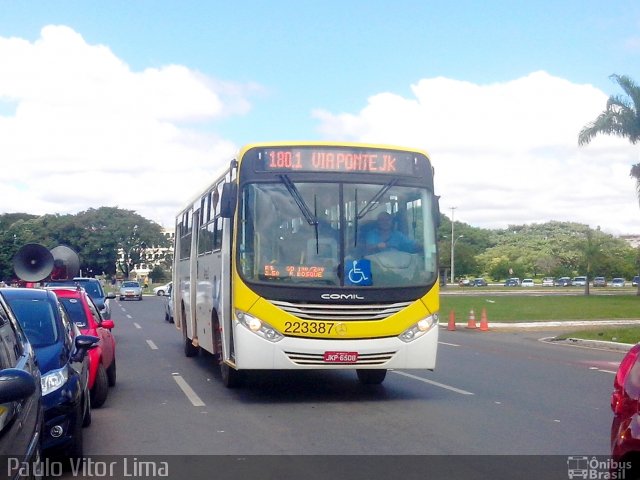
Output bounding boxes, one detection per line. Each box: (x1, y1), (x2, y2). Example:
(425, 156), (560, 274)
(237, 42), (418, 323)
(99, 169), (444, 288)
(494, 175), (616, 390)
(34, 342), (68, 374)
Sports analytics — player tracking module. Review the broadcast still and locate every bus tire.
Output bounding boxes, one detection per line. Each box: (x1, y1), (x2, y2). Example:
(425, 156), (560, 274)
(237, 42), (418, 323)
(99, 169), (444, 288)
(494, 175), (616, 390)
(220, 362), (243, 388)
(356, 369), (387, 385)
(183, 320), (199, 357)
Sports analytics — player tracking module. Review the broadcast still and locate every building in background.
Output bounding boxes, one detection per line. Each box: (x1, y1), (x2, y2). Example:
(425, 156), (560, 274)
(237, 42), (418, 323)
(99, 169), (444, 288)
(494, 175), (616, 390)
(116, 227), (174, 282)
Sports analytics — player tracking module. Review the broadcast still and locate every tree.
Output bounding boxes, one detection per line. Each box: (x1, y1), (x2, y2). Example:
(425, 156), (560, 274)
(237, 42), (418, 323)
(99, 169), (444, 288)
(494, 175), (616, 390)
(579, 74), (640, 294)
(579, 74), (640, 144)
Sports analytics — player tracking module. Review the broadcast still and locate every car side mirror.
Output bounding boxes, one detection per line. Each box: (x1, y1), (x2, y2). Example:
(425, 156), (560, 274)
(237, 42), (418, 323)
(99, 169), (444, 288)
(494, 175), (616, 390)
(71, 334), (99, 361)
(106, 292), (117, 299)
(0, 369), (36, 403)
(100, 320), (115, 330)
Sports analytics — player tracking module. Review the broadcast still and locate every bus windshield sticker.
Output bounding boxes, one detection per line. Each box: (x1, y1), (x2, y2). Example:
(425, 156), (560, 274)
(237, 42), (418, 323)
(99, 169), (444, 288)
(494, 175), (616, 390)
(345, 259), (372, 286)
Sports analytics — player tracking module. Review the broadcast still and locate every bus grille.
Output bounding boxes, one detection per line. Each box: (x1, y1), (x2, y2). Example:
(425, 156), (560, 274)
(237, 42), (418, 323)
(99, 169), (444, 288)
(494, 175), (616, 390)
(284, 351), (396, 366)
(269, 300), (412, 321)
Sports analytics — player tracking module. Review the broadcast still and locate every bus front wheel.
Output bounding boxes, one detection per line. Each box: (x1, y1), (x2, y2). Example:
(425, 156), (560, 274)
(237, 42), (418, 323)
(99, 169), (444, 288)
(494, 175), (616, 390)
(220, 362), (243, 388)
(356, 369), (387, 385)
(182, 318), (199, 357)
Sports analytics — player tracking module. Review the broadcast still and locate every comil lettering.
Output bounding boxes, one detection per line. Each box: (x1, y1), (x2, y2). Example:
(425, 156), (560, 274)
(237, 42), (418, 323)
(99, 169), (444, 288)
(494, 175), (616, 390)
(321, 293), (365, 300)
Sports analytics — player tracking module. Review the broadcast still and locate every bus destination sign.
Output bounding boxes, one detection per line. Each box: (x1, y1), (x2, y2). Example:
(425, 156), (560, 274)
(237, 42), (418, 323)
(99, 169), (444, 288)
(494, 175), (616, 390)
(259, 148), (417, 175)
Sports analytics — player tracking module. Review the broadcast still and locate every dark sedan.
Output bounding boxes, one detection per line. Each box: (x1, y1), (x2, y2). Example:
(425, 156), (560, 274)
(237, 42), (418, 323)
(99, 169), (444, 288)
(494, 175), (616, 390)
(1, 288), (98, 458)
(0, 291), (42, 479)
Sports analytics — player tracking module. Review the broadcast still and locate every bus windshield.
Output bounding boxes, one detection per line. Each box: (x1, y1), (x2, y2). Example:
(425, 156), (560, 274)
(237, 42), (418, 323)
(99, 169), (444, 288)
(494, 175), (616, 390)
(238, 180), (438, 288)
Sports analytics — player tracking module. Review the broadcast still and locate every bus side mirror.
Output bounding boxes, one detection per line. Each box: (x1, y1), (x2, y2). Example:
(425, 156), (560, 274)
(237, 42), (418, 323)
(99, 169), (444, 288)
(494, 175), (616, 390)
(220, 183), (237, 218)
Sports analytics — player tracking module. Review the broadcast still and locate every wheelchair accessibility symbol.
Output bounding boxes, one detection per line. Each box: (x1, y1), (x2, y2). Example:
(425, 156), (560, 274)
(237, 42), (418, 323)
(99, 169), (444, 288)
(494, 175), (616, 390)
(346, 259), (372, 286)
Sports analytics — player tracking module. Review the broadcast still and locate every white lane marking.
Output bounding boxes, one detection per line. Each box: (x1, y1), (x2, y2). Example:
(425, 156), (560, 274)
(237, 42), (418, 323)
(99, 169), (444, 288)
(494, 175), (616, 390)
(172, 373), (205, 407)
(133, 322), (141, 329)
(146, 340), (158, 350)
(590, 366), (617, 374)
(439, 341), (460, 347)
(392, 371), (475, 395)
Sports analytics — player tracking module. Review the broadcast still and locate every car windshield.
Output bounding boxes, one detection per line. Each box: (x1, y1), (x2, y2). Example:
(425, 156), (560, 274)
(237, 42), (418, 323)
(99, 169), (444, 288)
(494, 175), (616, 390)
(8, 299), (59, 347)
(122, 281), (140, 288)
(237, 181), (438, 288)
(58, 297), (87, 328)
(75, 280), (102, 297)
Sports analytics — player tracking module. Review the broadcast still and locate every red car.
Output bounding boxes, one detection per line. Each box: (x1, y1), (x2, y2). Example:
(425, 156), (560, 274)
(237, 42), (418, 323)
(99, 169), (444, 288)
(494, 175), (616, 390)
(50, 286), (117, 407)
(611, 343), (640, 476)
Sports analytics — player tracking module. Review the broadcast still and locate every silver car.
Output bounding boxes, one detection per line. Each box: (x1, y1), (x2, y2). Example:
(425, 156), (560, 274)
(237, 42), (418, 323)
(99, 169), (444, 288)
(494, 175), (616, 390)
(119, 280), (143, 301)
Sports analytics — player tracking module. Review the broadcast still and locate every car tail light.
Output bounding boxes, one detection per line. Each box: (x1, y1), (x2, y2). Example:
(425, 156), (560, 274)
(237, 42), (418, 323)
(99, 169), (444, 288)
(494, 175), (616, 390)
(612, 344), (640, 415)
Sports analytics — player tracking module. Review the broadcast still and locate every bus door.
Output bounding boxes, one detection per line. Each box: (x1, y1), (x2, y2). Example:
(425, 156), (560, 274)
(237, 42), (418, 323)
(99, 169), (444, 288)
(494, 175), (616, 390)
(219, 177), (237, 365)
(189, 208), (200, 345)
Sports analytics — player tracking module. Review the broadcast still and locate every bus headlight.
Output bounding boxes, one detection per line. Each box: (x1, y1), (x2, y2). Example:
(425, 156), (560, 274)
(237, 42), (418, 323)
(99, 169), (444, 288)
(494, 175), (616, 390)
(398, 313), (438, 343)
(235, 310), (284, 343)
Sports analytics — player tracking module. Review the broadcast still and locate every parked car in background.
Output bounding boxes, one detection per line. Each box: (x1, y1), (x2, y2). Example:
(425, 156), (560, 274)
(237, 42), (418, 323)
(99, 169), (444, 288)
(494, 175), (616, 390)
(633, 276), (639, 287)
(471, 278), (488, 287)
(593, 277), (607, 287)
(504, 278), (520, 287)
(610, 343), (640, 476)
(572, 276), (587, 286)
(521, 278), (535, 287)
(51, 287), (117, 408)
(612, 278), (626, 287)
(542, 277), (555, 287)
(555, 277), (572, 287)
(458, 278), (471, 287)
(164, 283), (173, 323)
(153, 281), (172, 296)
(1, 287), (98, 458)
(46, 277), (116, 320)
(0, 291), (43, 470)
(119, 280), (143, 301)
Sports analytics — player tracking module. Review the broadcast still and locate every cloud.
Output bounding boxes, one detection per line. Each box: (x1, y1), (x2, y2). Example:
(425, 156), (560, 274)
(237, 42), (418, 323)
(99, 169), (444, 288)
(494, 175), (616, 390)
(313, 71), (640, 234)
(0, 25), (252, 227)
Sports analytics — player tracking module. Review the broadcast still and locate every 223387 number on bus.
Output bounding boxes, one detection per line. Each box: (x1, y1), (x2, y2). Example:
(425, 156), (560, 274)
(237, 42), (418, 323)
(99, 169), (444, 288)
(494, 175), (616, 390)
(284, 320), (335, 335)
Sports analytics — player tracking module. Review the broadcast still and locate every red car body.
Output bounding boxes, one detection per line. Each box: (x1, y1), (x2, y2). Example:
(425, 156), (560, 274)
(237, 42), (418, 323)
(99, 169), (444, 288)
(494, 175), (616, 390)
(611, 343), (640, 475)
(49, 286), (116, 407)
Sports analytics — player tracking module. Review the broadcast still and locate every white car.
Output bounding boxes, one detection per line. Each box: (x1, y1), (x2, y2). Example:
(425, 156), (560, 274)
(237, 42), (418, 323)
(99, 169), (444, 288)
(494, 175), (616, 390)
(542, 277), (555, 287)
(153, 282), (172, 296)
(521, 278), (535, 287)
(611, 278), (626, 287)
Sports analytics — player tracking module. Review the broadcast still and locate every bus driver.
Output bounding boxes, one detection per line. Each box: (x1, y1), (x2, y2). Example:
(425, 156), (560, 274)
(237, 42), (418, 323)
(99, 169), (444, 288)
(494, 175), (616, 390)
(364, 211), (418, 254)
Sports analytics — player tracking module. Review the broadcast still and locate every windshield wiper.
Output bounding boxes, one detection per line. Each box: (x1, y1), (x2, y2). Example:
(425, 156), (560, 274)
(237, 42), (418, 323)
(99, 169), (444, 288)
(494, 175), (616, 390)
(279, 175), (319, 251)
(354, 178), (399, 246)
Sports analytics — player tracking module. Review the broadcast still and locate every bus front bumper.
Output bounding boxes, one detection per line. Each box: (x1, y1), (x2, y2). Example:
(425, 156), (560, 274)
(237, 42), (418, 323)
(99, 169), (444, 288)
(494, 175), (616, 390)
(232, 321), (438, 370)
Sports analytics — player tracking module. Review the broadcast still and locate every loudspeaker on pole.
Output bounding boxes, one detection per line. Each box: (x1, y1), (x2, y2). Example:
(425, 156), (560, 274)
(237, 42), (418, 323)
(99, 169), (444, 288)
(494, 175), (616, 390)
(12, 244), (54, 283)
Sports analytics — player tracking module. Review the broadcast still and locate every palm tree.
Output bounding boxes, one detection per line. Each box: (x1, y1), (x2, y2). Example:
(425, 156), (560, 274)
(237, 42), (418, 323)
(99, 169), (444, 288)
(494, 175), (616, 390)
(579, 74), (640, 147)
(579, 74), (640, 294)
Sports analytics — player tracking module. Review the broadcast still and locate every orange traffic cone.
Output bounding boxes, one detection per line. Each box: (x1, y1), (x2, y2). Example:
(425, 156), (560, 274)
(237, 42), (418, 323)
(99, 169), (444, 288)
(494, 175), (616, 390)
(448, 310), (456, 331)
(466, 309), (477, 329)
(479, 308), (489, 331)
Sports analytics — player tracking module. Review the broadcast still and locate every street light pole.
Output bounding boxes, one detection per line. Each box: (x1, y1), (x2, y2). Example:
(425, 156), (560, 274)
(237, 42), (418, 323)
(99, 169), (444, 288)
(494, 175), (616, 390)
(451, 234), (464, 285)
(450, 207), (456, 284)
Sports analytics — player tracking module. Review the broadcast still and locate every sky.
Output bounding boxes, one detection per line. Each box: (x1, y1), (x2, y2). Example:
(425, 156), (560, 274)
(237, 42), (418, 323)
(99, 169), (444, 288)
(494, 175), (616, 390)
(0, 1), (639, 235)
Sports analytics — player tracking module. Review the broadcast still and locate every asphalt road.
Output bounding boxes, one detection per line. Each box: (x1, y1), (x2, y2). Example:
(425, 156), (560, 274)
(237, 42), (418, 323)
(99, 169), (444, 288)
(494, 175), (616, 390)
(48, 295), (627, 479)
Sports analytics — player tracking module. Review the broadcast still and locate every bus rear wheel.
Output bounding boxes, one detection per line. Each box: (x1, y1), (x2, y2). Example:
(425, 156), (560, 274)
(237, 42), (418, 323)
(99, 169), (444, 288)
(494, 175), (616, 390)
(356, 369), (387, 385)
(220, 362), (243, 388)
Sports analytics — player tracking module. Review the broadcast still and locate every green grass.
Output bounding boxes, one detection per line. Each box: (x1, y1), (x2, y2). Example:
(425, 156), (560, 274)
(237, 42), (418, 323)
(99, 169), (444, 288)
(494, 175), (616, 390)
(441, 295), (640, 322)
(556, 327), (640, 344)
(441, 294), (640, 344)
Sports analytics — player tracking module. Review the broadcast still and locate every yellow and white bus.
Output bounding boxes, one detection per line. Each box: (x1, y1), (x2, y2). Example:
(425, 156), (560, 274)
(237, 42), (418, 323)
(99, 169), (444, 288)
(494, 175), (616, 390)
(173, 142), (441, 387)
